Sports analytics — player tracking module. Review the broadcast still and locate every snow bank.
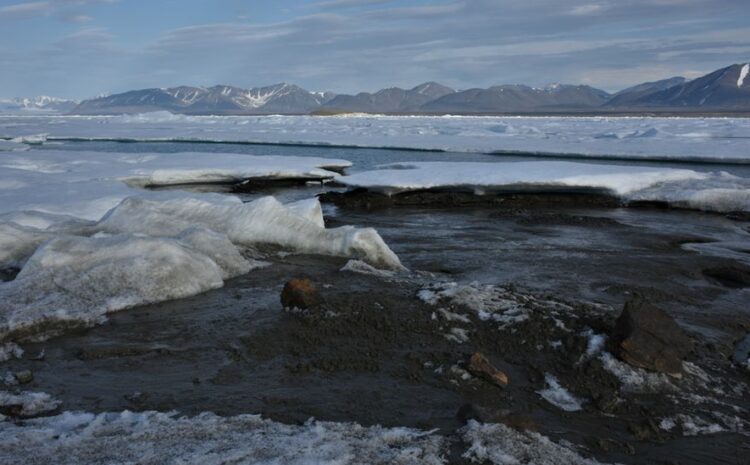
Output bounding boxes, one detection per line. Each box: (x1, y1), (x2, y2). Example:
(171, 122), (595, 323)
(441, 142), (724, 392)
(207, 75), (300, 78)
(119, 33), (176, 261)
(1, 114), (750, 162)
(461, 420), (614, 464)
(0, 410), (445, 465)
(339, 161), (750, 212)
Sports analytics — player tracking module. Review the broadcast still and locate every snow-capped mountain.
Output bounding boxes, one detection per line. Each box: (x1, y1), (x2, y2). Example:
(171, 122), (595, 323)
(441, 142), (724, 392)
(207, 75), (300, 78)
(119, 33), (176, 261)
(604, 77), (687, 107)
(321, 82), (455, 113)
(72, 83), (335, 115)
(66, 63), (750, 115)
(0, 96), (78, 114)
(420, 84), (610, 113)
(608, 63), (750, 108)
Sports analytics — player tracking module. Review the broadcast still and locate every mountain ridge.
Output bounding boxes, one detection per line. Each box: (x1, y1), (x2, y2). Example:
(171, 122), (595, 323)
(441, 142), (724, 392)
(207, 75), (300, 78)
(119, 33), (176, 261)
(5, 63), (749, 115)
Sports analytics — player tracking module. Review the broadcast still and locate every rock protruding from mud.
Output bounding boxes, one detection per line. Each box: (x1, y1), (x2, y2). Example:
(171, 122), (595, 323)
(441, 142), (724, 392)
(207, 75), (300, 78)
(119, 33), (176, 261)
(281, 278), (322, 310)
(466, 352), (509, 388)
(609, 299), (693, 376)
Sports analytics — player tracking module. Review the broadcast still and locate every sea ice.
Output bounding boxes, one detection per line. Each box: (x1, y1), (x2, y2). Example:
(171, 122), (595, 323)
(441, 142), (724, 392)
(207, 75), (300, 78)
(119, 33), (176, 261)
(0, 150), (350, 221)
(339, 161), (750, 212)
(0, 139), (28, 152)
(2, 114), (750, 162)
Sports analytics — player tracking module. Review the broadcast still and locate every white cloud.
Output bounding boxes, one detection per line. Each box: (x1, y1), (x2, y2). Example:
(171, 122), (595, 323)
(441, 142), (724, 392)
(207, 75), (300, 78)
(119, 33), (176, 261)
(568, 4), (608, 16)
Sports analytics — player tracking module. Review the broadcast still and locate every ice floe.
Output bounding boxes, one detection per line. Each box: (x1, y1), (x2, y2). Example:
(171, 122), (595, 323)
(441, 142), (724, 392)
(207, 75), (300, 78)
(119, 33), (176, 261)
(339, 161), (750, 212)
(2, 114), (750, 162)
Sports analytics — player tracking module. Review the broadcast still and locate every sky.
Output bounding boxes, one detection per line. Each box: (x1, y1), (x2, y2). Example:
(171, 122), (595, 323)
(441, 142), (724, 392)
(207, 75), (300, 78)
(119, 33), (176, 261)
(0, 0), (748, 99)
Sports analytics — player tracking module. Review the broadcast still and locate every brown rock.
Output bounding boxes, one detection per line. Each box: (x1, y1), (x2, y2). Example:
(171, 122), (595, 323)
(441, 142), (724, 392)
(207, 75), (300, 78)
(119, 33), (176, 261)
(14, 370), (33, 384)
(609, 298), (693, 376)
(281, 278), (322, 310)
(466, 352), (509, 388)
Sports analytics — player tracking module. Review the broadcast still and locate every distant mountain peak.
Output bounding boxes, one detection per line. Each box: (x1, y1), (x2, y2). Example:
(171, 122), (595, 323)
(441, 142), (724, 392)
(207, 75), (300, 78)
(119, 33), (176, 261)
(0, 95), (78, 114)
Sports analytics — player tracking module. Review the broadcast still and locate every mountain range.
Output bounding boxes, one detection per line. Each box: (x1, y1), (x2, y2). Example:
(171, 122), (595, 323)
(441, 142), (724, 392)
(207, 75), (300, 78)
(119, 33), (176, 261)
(0, 96), (78, 114)
(4, 63), (750, 115)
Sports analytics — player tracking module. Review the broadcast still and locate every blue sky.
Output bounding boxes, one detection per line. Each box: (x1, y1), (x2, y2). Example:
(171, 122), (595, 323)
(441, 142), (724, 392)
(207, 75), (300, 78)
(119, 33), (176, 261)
(0, 0), (748, 99)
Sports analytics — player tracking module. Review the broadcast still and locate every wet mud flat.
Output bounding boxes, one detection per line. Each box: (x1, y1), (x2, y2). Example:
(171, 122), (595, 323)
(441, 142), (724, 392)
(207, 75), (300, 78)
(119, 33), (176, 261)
(3, 193), (750, 464)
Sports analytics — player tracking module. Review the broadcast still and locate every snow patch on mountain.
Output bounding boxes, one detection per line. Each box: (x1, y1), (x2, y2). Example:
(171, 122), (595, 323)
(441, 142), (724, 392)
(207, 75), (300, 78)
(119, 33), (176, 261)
(738, 64), (749, 88)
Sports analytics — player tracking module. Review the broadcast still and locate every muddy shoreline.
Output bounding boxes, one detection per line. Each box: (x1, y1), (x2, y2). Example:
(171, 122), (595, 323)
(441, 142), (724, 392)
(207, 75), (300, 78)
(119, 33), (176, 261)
(2, 193), (749, 464)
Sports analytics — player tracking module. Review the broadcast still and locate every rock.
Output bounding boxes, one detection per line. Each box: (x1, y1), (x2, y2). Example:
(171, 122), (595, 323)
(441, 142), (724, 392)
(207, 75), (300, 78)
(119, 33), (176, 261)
(0, 404), (23, 417)
(456, 403), (485, 423)
(609, 299), (693, 376)
(281, 278), (322, 310)
(703, 265), (750, 289)
(14, 370), (33, 384)
(0, 267), (20, 282)
(466, 352), (509, 388)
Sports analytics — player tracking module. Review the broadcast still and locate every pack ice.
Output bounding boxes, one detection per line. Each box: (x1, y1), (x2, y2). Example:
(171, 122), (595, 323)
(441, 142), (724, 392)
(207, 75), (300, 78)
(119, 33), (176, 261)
(2, 113), (750, 162)
(0, 150), (401, 341)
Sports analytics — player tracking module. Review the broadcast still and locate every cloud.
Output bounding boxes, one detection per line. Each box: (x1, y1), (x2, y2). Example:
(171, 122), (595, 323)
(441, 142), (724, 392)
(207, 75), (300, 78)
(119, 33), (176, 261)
(0, 2), (51, 19)
(2, 0), (750, 98)
(0, 0), (116, 22)
(313, 0), (395, 9)
(568, 4), (608, 16)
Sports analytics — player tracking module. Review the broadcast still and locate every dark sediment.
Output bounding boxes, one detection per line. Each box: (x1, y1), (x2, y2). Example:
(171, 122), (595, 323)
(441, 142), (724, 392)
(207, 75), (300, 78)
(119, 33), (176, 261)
(0, 267), (19, 282)
(319, 188), (621, 209)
